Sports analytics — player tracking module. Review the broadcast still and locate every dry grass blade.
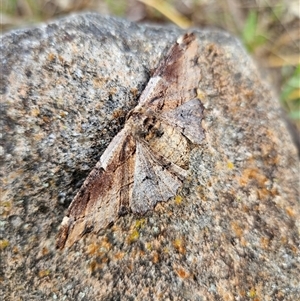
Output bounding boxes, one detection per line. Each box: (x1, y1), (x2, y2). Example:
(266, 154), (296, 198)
(267, 54), (300, 67)
(138, 0), (192, 29)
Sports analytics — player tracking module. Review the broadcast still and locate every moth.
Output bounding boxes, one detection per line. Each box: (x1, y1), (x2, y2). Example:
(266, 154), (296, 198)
(56, 33), (205, 249)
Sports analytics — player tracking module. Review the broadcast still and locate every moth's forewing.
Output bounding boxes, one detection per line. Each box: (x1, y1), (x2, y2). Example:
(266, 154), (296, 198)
(137, 33), (201, 112)
(161, 98), (205, 144)
(56, 127), (136, 249)
(130, 141), (187, 214)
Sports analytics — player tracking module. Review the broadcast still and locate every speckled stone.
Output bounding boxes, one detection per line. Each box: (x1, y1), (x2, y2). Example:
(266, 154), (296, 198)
(0, 13), (299, 301)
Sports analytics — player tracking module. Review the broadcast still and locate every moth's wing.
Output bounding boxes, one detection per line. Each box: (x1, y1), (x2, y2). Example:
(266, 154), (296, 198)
(137, 98), (205, 171)
(137, 33), (201, 112)
(130, 142), (187, 214)
(56, 127), (136, 249)
(161, 98), (205, 144)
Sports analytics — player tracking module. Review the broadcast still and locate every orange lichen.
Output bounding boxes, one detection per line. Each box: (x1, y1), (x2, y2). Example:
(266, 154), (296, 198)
(100, 237), (112, 251)
(139, 249), (146, 257)
(238, 289), (246, 297)
(88, 257), (108, 273)
(87, 237), (112, 256)
(33, 132), (45, 141)
(244, 89), (254, 98)
(290, 245), (298, 254)
(42, 116), (50, 123)
(114, 252), (125, 260)
(89, 260), (97, 273)
(154, 202), (166, 213)
(196, 185), (207, 200)
(58, 55), (64, 62)
(59, 110), (68, 118)
(47, 53), (55, 61)
(152, 251), (160, 264)
(101, 256), (109, 264)
(112, 108), (125, 119)
(130, 87), (139, 97)
(175, 267), (189, 279)
(286, 207), (296, 217)
(231, 94), (239, 102)
(231, 221), (244, 238)
(31, 108), (40, 117)
(240, 237), (248, 247)
(93, 77), (108, 88)
(41, 247), (49, 256)
(109, 87), (117, 96)
(239, 168), (267, 187)
(260, 237), (270, 249)
(280, 236), (288, 245)
(257, 188), (270, 200)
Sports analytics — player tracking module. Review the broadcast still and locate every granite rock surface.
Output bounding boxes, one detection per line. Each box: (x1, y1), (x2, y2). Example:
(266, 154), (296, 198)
(1, 13), (299, 301)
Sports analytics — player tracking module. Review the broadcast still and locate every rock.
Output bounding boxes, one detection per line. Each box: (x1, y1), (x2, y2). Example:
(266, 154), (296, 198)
(1, 13), (299, 301)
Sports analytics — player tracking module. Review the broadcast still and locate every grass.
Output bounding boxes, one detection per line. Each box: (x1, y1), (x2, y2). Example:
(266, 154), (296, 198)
(1, 0), (299, 130)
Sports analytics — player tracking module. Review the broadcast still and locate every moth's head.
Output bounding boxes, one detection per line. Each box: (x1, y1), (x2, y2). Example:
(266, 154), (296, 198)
(127, 107), (162, 140)
(127, 106), (156, 124)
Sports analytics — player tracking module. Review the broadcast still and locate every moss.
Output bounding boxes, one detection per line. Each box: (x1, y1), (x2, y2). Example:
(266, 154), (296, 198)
(227, 161), (234, 169)
(38, 269), (50, 278)
(248, 287), (256, 298)
(127, 229), (139, 244)
(134, 218), (146, 229)
(174, 195), (182, 205)
(0, 239), (10, 250)
(173, 237), (186, 255)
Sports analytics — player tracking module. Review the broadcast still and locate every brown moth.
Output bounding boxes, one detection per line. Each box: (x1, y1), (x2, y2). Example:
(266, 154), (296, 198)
(56, 33), (205, 249)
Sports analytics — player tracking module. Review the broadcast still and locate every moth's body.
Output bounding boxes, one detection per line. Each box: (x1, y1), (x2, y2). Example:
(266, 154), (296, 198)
(128, 107), (191, 169)
(56, 33), (205, 249)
